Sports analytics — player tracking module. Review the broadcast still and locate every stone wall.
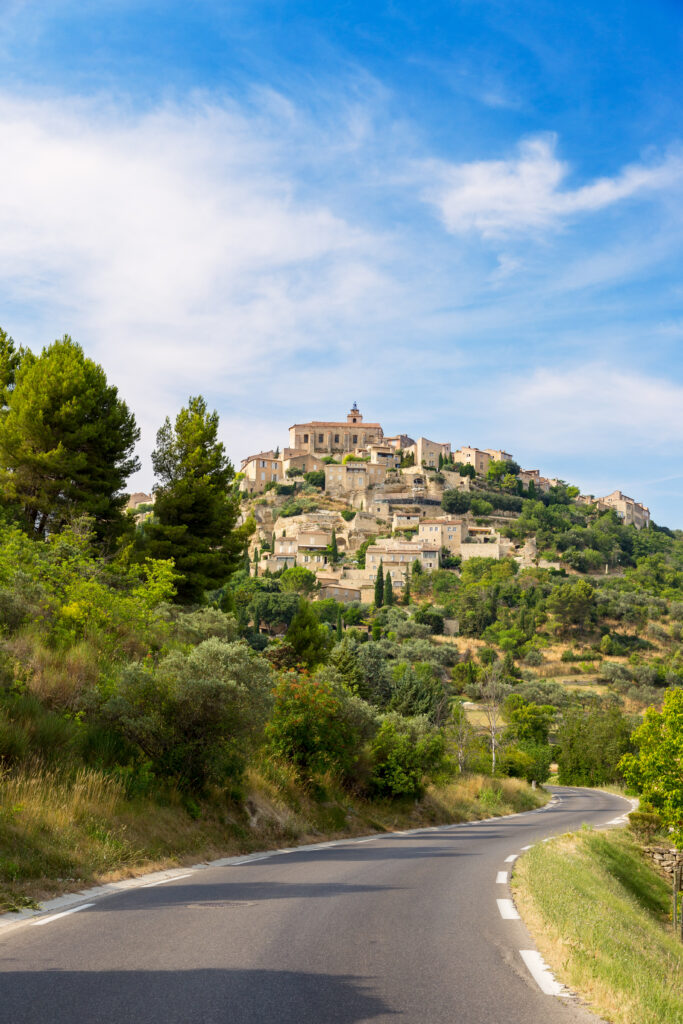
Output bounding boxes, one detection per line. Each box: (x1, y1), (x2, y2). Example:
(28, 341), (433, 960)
(642, 845), (683, 879)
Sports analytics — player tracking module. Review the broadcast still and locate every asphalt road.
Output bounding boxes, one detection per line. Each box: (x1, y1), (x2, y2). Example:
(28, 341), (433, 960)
(0, 786), (630, 1024)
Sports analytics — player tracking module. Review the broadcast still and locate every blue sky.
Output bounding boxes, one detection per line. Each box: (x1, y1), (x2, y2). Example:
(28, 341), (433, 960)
(1, 1), (683, 523)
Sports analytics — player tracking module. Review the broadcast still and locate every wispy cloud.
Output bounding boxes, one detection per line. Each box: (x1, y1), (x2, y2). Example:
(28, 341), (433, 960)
(422, 134), (683, 238)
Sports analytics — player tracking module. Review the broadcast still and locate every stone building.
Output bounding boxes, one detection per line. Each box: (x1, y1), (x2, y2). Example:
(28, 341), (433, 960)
(240, 451), (281, 493)
(288, 403), (383, 455)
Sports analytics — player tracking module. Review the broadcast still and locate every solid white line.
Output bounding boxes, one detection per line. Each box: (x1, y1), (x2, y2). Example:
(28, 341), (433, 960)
(141, 872), (194, 888)
(30, 904), (95, 926)
(496, 871), (508, 884)
(521, 845), (533, 850)
(497, 898), (520, 920)
(607, 817), (626, 824)
(504, 854), (518, 863)
(519, 949), (567, 996)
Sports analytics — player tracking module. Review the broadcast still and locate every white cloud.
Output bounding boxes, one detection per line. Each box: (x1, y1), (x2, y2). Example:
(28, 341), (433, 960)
(0, 92), (402, 482)
(496, 363), (683, 455)
(422, 134), (683, 238)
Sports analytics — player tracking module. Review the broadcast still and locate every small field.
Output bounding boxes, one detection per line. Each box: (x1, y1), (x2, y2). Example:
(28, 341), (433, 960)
(513, 829), (683, 1024)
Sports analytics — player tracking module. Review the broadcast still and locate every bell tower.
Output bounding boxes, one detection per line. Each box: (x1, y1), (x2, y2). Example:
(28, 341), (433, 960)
(347, 401), (363, 425)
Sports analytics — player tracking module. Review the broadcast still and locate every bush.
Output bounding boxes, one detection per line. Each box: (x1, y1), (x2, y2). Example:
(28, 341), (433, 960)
(265, 671), (366, 780)
(101, 639), (273, 793)
(442, 490), (471, 514)
(369, 715), (448, 798)
(303, 470), (325, 489)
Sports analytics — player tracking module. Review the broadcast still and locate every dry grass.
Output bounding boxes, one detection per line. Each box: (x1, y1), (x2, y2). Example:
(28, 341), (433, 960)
(513, 830), (683, 1024)
(0, 763), (547, 913)
(6, 635), (100, 708)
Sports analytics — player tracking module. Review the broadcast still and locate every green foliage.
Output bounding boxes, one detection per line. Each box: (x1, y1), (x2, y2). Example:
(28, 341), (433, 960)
(101, 639), (273, 792)
(388, 662), (447, 721)
(285, 599), (331, 667)
(619, 688), (683, 845)
(0, 335), (140, 542)
(265, 671), (366, 779)
(556, 707), (634, 786)
(303, 470), (325, 489)
(280, 566), (317, 595)
(374, 561), (384, 607)
(441, 489), (471, 514)
(547, 579), (596, 634)
(369, 715), (448, 797)
(384, 571), (394, 606)
(145, 396), (251, 604)
(340, 508), (356, 521)
(470, 498), (494, 516)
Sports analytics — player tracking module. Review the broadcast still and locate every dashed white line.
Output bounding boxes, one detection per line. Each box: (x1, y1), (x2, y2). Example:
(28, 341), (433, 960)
(519, 949), (567, 996)
(504, 854), (518, 863)
(496, 871), (508, 884)
(521, 845), (533, 850)
(141, 872), (194, 888)
(497, 898), (520, 920)
(30, 904), (95, 926)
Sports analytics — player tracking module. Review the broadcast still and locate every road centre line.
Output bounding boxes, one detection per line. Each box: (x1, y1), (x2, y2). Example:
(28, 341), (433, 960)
(519, 949), (567, 996)
(496, 871), (508, 884)
(496, 899), (520, 920)
(141, 872), (194, 888)
(30, 904), (95, 927)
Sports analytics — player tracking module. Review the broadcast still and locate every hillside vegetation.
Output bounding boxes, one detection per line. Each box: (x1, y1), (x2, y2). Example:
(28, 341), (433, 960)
(0, 326), (680, 914)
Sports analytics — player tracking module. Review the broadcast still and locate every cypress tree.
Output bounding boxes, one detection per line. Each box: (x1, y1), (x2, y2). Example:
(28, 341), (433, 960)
(374, 559), (384, 607)
(336, 606), (343, 640)
(385, 571), (394, 606)
(330, 528), (339, 563)
(403, 571), (411, 605)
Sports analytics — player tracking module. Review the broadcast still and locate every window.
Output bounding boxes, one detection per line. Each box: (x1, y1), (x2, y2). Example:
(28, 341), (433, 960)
(352, 434), (358, 444)
(334, 434), (339, 443)
(261, 472), (266, 480)
(318, 434), (323, 443)
(303, 433), (309, 443)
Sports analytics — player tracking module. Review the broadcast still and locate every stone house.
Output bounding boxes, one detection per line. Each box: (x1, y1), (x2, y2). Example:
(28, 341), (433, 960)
(240, 451), (281, 493)
(596, 490), (650, 529)
(406, 437), (452, 468)
(418, 518), (466, 554)
(325, 462), (387, 495)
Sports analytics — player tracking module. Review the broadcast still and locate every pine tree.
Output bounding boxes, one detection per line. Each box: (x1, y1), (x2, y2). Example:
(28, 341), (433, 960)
(286, 599), (330, 668)
(374, 560), (384, 607)
(0, 334), (139, 541)
(385, 571), (394, 606)
(146, 395), (253, 603)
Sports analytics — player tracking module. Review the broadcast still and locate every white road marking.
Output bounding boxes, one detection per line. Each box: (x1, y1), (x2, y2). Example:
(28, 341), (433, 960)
(30, 904), (95, 926)
(504, 854), (518, 863)
(141, 872), (194, 888)
(352, 838), (377, 844)
(496, 871), (508, 884)
(607, 817), (626, 824)
(521, 845), (533, 850)
(519, 949), (567, 996)
(497, 898), (520, 920)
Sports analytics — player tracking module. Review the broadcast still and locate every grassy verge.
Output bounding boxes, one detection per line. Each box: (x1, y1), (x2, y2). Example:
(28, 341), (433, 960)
(0, 765), (546, 914)
(513, 829), (683, 1024)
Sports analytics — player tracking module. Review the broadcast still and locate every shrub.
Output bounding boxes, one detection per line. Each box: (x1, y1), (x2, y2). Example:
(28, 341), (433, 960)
(265, 672), (366, 780)
(369, 715), (448, 798)
(101, 639), (273, 792)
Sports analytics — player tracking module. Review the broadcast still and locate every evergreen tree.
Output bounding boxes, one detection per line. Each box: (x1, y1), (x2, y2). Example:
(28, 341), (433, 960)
(0, 335), (140, 541)
(285, 599), (331, 668)
(330, 528), (339, 563)
(336, 606), (343, 640)
(384, 570), (394, 606)
(374, 559), (384, 607)
(146, 396), (252, 603)
(403, 571), (411, 605)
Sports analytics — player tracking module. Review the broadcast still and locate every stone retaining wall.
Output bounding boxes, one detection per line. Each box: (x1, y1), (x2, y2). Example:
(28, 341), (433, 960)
(642, 845), (683, 879)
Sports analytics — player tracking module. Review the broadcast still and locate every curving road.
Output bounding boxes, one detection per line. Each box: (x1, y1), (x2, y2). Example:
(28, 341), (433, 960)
(0, 786), (631, 1024)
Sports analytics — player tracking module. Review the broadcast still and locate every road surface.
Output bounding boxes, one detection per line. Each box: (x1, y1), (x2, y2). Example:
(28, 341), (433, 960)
(0, 786), (631, 1024)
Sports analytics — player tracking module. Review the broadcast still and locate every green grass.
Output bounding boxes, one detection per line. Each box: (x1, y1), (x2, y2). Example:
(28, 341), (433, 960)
(513, 829), (683, 1024)
(0, 763), (547, 914)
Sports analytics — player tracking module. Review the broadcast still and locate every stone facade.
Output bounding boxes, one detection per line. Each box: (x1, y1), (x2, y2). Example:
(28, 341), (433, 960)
(288, 404), (383, 455)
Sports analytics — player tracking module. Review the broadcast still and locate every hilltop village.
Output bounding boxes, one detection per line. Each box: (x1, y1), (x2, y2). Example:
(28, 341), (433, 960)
(217, 404), (651, 605)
